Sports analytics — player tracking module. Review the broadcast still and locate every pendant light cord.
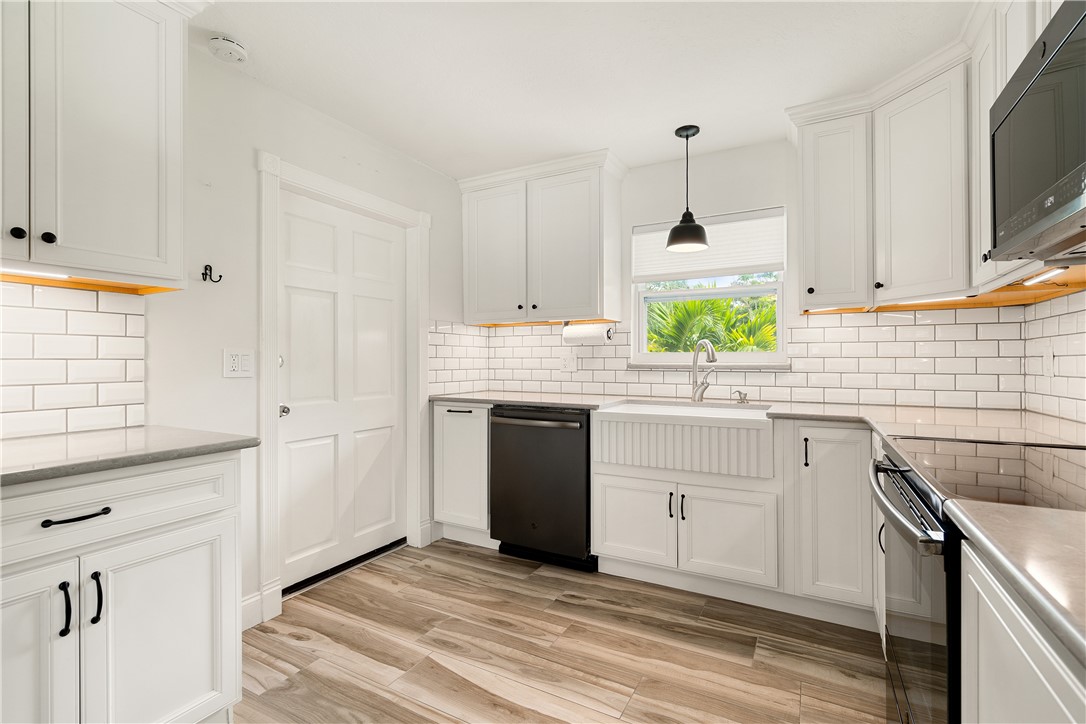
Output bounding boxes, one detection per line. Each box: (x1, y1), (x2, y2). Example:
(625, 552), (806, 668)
(685, 137), (690, 212)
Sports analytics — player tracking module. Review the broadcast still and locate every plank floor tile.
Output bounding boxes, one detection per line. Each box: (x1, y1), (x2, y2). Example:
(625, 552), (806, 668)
(236, 542), (894, 723)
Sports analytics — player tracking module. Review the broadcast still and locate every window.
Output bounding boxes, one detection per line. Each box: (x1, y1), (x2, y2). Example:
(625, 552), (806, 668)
(632, 207), (786, 367)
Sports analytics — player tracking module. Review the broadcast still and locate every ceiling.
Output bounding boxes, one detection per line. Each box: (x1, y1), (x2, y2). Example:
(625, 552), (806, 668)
(190, 2), (975, 180)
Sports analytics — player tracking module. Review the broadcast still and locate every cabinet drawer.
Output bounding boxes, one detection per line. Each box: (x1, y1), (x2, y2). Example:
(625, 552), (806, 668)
(1, 459), (237, 565)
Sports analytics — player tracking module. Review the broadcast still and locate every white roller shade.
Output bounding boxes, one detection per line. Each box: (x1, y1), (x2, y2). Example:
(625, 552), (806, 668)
(633, 207), (785, 283)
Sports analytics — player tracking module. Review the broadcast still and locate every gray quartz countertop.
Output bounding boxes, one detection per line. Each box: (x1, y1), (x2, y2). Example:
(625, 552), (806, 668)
(945, 499), (1086, 668)
(1, 426), (261, 487)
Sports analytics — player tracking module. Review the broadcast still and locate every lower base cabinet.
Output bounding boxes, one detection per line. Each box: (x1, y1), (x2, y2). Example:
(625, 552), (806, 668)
(960, 542), (1086, 723)
(593, 474), (778, 587)
(0, 454), (242, 724)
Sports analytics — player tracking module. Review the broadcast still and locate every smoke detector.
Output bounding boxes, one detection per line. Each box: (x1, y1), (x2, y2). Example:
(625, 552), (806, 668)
(208, 36), (247, 64)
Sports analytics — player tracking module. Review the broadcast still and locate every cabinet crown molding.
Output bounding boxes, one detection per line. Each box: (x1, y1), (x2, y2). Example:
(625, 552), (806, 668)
(458, 149), (627, 192)
(159, 1), (210, 19)
(786, 40), (971, 126)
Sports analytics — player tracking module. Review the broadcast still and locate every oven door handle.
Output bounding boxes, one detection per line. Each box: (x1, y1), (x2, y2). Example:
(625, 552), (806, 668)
(492, 417), (582, 430)
(869, 460), (943, 556)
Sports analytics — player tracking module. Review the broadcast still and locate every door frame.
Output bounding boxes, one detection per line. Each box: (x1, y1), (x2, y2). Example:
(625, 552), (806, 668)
(255, 151), (431, 625)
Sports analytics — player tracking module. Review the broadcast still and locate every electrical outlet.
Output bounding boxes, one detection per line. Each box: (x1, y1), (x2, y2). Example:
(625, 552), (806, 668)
(1042, 340), (1055, 378)
(223, 348), (254, 378)
(559, 347), (577, 372)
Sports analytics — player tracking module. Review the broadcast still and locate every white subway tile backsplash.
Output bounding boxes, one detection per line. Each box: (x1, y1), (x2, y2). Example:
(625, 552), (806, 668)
(2, 359), (66, 385)
(98, 382), (144, 406)
(32, 286), (97, 311)
(68, 360), (127, 384)
(1, 306), (65, 334)
(956, 308), (999, 323)
(34, 384), (97, 410)
(33, 334), (96, 359)
(98, 336), (144, 360)
(67, 406), (126, 433)
(0, 409), (67, 438)
(97, 293), (145, 315)
(0, 386), (33, 413)
(67, 311), (127, 336)
(0, 282), (33, 307)
(1, 333), (33, 359)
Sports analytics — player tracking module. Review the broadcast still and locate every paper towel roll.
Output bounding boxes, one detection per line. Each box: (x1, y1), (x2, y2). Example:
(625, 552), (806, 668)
(562, 323), (614, 345)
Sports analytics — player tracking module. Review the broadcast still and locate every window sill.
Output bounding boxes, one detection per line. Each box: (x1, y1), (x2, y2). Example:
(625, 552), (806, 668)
(625, 360), (792, 371)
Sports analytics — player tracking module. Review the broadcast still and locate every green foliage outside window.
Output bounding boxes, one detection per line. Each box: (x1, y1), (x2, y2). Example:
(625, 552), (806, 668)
(644, 273), (778, 353)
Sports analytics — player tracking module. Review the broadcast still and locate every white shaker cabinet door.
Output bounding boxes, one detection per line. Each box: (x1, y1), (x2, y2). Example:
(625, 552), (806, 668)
(80, 518), (239, 724)
(0, 559), (80, 724)
(463, 182), (528, 324)
(592, 474), (676, 567)
(433, 404), (490, 531)
(526, 168), (601, 321)
(799, 114), (872, 309)
(28, 0), (184, 279)
(873, 63), (969, 304)
(677, 485), (778, 587)
(1, 0), (30, 263)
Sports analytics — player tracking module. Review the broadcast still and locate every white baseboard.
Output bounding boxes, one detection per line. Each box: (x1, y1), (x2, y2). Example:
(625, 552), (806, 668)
(417, 520), (436, 547)
(437, 522), (500, 549)
(599, 557), (878, 632)
(242, 580), (283, 630)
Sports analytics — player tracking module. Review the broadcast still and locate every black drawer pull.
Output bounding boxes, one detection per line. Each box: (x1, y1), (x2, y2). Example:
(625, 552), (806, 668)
(90, 571), (103, 624)
(878, 523), (886, 554)
(446, 409), (473, 414)
(42, 506), (111, 528)
(680, 494), (686, 521)
(59, 582), (72, 637)
(41, 231), (57, 244)
(9, 226), (27, 239)
(668, 492), (674, 518)
(803, 437), (810, 467)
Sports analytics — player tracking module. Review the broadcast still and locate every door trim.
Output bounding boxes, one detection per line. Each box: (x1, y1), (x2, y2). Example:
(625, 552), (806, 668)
(256, 151), (431, 626)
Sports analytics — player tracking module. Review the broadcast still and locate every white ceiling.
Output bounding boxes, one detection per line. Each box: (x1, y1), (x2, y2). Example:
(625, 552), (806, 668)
(190, 1), (975, 180)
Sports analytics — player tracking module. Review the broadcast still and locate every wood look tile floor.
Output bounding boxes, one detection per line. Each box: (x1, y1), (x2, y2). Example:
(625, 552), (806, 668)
(236, 541), (895, 723)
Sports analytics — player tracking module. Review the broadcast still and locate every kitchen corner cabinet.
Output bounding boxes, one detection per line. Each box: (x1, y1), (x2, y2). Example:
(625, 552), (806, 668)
(0, 454), (241, 723)
(799, 115), (872, 310)
(960, 542), (1086, 723)
(461, 152), (624, 324)
(795, 425), (873, 607)
(1, 0), (190, 283)
(433, 403), (490, 531)
(873, 63), (969, 304)
(593, 473), (778, 587)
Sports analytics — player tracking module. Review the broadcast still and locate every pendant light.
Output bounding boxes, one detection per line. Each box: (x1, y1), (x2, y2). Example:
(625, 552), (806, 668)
(666, 124), (708, 253)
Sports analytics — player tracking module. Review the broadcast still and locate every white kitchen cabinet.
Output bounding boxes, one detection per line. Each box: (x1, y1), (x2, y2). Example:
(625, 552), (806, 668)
(1, 0), (190, 283)
(433, 403), (491, 531)
(593, 473), (778, 587)
(0, 453), (243, 724)
(463, 183), (528, 323)
(1001, 0), (1039, 82)
(0, 560), (80, 724)
(873, 63), (969, 304)
(460, 151), (624, 325)
(960, 542), (1086, 723)
(799, 115), (872, 310)
(796, 425), (873, 607)
(677, 486), (778, 587)
(873, 499), (886, 651)
(1, 0), (30, 264)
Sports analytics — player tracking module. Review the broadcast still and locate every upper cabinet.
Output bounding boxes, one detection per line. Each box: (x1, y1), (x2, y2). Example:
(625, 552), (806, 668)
(461, 152), (624, 325)
(873, 63), (969, 304)
(1, 0), (193, 284)
(799, 115), (872, 309)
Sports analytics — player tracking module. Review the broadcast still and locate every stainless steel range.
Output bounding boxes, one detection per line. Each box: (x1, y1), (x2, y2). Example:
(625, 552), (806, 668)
(871, 431), (1086, 724)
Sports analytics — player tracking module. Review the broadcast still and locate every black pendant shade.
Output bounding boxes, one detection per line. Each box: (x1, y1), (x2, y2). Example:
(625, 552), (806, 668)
(666, 124), (709, 253)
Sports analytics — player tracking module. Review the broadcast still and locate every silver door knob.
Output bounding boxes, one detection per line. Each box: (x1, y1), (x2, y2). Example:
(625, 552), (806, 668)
(279, 405), (291, 418)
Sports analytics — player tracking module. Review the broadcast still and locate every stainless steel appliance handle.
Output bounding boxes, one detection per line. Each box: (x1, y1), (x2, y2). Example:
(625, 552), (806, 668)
(492, 417), (582, 430)
(868, 460), (943, 556)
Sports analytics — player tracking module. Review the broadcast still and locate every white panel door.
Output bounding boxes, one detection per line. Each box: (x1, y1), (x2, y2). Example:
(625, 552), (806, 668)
(799, 115), (872, 309)
(80, 518), (239, 724)
(278, 189), (406, 587)
(0, 559), (80, 724)
(873, 64), (968, 303)
(28, 1), (183, 279)
(796, 426), (873, 606)
(592, 474), (676, 567)
(1, 0), (30, 263)
(433, 404), (490, 530)
(961, 542), (1085, 723)
(677, 485), (778, 587)
(527, 168), (601, 321)
(463, 182), (527, 323)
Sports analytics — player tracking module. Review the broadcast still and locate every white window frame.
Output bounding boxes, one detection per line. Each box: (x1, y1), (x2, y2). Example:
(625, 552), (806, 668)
(631, 274), (787, 368)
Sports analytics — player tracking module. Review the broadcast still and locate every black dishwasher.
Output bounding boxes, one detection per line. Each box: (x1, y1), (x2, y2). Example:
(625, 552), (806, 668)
(489, 405), (596, 571)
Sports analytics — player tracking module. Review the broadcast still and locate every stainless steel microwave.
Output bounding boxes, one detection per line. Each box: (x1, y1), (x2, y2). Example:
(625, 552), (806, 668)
(990, 1), (1086, 264)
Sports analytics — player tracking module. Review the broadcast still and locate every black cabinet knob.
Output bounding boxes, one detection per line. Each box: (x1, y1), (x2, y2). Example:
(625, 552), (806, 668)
(981, 252), (990, 263)
(531, 304), (538, 310)
(41, 232), (57, 244)
(874, 281), (884, 289)
(9, 226), (27, 239)
(517, 304), (523, 310)
(806, 287), (814, 294)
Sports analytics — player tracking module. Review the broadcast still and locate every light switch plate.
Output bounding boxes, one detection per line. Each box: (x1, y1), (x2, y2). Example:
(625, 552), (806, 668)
(223, 348), (254, 378)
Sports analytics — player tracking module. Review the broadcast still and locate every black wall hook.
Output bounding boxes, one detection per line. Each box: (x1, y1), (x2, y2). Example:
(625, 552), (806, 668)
(202, 264), (222, 283)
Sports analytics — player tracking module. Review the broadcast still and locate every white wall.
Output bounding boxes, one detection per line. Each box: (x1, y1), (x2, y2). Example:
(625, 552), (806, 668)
(620, 140), (789, 321)
(146, 48), (463, 618)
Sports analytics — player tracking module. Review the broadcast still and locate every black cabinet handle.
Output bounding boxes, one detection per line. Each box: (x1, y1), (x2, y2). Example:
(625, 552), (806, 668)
(873, 281), (884, 289)
(517, 304), (524, 310)
(680, 494), (686, 521)
(9, 226), (27, 239)
(803, 437), (810, 467)
(446, 409), (472, 414)
(40, 231), (57, 244)
(878, 523), (886, 554)
(42, 506), (111, 528)
(531, 304), (538, 310)
(806, 287), (814, 294)
(90, 571), (103, 624)
(668, 492), (674, 518)
(59, 582), (72, 637)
